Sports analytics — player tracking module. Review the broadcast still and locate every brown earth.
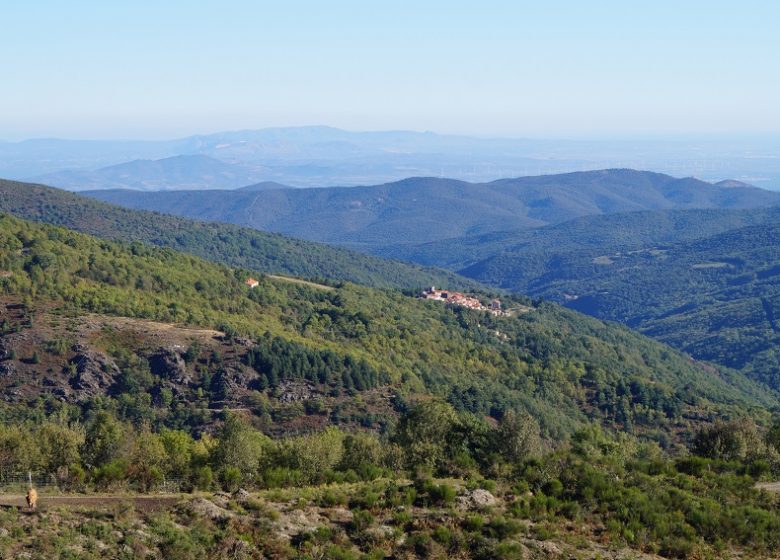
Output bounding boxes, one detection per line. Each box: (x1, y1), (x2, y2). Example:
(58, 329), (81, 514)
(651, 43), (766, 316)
(0, 494), (181, 512)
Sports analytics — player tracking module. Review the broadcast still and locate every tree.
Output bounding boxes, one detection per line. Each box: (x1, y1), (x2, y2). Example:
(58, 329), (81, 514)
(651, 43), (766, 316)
(692, 419), (765, 462)
(340, 432), (383, 473)
(37, 422), (84, 477)
(495, 411), (542, 464)
(129, 431), (167, 491)
(213, 414), (269, 481)
(281, 427), (345, 484)
(160, 429), (195, 478)
(394, 401), (460, 471)
(83, 411), (128, 467)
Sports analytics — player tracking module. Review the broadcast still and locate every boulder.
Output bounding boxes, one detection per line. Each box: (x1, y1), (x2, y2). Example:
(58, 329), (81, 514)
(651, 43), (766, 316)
(0, 339), (12, 361)
(0, 361), (16, 377)
(456, 488), (498, 510)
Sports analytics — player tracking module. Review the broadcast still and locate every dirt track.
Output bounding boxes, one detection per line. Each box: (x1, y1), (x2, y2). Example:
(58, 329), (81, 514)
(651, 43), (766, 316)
(0, 494), (181, 512)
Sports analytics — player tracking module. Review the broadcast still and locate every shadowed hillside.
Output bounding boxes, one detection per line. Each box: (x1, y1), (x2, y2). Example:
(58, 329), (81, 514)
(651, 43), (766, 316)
(85, 169), (780, 250)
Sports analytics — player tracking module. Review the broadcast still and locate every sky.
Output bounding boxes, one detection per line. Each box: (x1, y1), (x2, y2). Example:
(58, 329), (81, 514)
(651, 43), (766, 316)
(2, 0), (779, 140)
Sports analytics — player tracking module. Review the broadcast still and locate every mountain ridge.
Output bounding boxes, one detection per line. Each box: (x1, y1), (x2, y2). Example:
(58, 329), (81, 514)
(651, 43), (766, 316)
(0, 178), (480, 291)
(85, 169), (780, 250)
(32, 154), (270, 191)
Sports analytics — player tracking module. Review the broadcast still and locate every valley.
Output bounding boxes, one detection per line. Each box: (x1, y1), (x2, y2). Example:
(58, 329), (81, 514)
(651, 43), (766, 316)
(6, 2), (780, 557)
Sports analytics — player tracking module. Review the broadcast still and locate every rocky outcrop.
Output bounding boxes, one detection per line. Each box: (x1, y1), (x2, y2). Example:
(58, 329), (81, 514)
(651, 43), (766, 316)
(68, 344), (121, 398)
(277, 380), (317, 403)
(0, 361), (16, 377)
(211, 367), (260, 400)
(183, 498), (235, 521)
(148, 346), (190, 384)
(0, 339), (12, 361)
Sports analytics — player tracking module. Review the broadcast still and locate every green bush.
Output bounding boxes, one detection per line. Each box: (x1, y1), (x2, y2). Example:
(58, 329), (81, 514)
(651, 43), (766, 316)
(220, 466), (242, 492)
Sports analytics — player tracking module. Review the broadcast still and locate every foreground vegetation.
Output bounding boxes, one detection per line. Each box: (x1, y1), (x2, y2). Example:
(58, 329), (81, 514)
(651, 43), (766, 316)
(3, 410), (780, 559)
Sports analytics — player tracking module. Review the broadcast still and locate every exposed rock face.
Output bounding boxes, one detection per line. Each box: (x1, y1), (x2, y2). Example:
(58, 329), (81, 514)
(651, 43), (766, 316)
(68, 344), (121, 397)
(455, 488), (498, 510)
(211, 367), (259, 400)
(277, 380), (317, 403)
(0, 339), (12, 361)
(0, 361), (16, 377)
(148, 347), (189, 384)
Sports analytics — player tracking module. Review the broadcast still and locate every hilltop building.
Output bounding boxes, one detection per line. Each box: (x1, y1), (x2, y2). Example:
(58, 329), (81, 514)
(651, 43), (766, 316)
(420, 287), (504, 315)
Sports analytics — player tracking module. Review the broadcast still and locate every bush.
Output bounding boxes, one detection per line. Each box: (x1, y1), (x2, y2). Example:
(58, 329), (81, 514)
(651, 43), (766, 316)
(220, 466), (241, 492)
(348, 509), (374, 533)
(463, 514), (485, 532)
(193, 466), (214, 490)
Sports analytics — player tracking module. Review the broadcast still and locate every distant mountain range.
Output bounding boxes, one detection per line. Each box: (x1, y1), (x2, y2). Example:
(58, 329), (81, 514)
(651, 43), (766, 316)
(3, 126), (780, 189)
(32, 154), (275, 191)
(86, 169), (780, 250)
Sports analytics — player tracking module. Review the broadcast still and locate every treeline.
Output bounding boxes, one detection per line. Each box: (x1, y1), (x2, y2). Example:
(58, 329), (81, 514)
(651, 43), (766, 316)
(5, 403), (780, 493)
(244, 334), (387, 392)
(0, 402), (541, 492)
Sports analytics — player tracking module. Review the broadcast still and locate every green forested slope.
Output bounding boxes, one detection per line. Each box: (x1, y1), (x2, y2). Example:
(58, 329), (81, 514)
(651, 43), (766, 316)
(381, 206), (780, 270)
(0, 213), (773, 442)
(441, 213), (780, 390)
(0, 179), (479, 291)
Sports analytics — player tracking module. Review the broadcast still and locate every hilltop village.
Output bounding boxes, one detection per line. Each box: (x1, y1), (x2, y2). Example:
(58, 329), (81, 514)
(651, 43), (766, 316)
(420, 287), (507, 316)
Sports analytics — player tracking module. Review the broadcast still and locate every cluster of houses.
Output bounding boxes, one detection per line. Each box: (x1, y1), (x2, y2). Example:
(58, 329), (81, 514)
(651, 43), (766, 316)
(420, 287), (504, 315)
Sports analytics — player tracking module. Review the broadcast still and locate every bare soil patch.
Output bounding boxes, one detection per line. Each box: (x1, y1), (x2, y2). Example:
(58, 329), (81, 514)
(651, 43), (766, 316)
(0, 494), (181, 512)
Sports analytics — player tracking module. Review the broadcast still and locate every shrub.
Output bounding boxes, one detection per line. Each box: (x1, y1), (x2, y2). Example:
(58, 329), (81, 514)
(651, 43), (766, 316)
(220, 466), (242, 492)
(193, 466), (213, 490)
(348, 509), (374, 533)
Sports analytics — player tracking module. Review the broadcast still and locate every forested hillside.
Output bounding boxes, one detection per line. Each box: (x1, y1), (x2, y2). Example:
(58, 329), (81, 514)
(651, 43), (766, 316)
(0, 213), (772, 439)
(2, 214), (780, 559)
(418, 210), (780, 391)
(0, 179), (478, 291)
(381, 206), (780, 270)
(86, 169), (780, 251)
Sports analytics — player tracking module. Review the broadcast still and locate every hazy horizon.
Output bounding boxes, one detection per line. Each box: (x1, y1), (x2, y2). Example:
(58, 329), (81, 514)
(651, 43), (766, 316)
(4, 1), (780, 140)
(4, 125), (780, 144)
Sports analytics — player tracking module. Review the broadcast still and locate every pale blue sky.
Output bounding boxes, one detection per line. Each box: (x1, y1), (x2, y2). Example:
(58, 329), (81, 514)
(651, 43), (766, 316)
(2, 1), (779, 139)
